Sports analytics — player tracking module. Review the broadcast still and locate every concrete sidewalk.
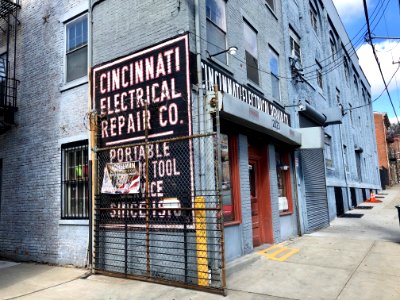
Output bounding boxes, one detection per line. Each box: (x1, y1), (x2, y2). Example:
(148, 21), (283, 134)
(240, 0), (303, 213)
(1, 186), (400, 300)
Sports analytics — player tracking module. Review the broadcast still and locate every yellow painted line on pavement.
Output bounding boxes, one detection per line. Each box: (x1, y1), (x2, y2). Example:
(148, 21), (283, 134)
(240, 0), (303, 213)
(257, 244), (299, 262)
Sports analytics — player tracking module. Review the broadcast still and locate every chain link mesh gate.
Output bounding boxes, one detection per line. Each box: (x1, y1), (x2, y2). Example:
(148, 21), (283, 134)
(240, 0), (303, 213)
(93, 118), (225, 293)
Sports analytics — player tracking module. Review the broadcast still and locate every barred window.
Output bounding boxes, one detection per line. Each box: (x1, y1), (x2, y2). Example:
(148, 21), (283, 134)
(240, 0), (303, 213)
(62, 141), (89, 219)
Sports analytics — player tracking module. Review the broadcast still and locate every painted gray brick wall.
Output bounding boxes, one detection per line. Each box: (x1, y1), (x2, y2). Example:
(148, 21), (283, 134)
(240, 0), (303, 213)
(0, 0), (89, 265)
(281, 0), (380, 221)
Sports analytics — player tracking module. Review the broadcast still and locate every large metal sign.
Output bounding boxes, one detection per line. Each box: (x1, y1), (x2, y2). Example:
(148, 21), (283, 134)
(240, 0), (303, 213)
(92, 34), (194, 226)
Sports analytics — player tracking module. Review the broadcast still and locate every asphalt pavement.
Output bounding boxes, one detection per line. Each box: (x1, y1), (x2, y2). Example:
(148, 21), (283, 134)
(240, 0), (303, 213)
(1, 185), (400, 300)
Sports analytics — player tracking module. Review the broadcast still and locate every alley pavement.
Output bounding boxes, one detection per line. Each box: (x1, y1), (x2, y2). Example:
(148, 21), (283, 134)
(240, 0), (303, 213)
(1, 186), (400, 300)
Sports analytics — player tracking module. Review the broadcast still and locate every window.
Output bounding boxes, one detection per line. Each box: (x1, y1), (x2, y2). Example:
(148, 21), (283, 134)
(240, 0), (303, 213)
(316, 62), (323, 90)
(62, 141), (89, 219)
(206, 0), (227, 64)
(356, 152), (362, 180)
(275, 151), (293, 215)
(220, 133), (241, 224)
(289, 29), (301, 63)
(343, 56), (350, 81)
(353, 75), (359, 95)
(310, 4), (318, 33)
(329, 31), (337, 60)
(244, 21), (259, 84)
(265, 0), (275, 12)
(66, 14), (88, 82)
(324, 135), (333, 168)
(336, 88), (341, 104)
(349, 103), (353, 124)
(269, 48), (280, 100)
(343, 145), (349, 173)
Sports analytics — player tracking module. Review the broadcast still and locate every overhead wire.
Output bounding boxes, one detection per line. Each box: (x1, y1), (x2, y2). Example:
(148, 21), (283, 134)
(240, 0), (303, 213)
(363, 0), (400, 124)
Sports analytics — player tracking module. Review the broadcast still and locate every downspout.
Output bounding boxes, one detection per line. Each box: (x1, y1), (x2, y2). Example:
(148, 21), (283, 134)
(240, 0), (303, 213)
(195, 0), (204, 189)
(339, 124), (351, 210)
(88, 0), (95, 273)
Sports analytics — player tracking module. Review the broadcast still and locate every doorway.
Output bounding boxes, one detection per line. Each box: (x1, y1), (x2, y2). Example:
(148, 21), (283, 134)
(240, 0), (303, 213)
(334, 186), (344, 216)
(248, 140), (273, 247)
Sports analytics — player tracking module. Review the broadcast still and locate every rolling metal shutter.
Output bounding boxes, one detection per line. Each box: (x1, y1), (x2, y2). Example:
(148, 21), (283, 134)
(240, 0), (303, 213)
(300, 149), (330, 232)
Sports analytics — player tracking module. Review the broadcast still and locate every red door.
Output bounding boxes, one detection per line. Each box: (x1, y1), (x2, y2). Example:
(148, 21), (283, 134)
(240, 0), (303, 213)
(248, 140), (273, 247)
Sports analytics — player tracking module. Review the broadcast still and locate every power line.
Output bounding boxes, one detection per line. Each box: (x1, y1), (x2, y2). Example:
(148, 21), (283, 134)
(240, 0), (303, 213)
(363, 0), (400, 124)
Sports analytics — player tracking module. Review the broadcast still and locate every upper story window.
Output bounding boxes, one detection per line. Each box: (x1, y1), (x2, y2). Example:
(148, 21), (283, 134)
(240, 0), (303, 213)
(289, 28), (301, 63)
(324, 134), (333, 168)
(269, 48), (280, 100)
(265, 0), (275, 12)
(206, 0), (227, 64)
(244, 21), (259, 84)
(310, 4), (318, 33)
(329, 31), (337, 60)
(343, 56), (350, 81)
(316, 61), (323, 90)
(62, 141), (89, 219)
(354, 75), (359, 95)
(66, 14), (88, 82)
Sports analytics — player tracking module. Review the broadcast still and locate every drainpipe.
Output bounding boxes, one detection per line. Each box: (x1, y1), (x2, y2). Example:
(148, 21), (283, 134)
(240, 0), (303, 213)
(339, 124), (351, 210)
(88, 0), (95, 273)
(194, 0), (204, 188)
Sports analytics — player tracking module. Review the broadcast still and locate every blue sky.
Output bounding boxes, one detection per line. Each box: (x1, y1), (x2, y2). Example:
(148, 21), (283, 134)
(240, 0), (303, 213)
(333, 0), (400, 124)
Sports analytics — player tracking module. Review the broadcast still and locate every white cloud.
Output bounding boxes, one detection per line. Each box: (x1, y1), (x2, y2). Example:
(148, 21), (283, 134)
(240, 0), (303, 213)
(332, 0), (366, 23)
(357, 40), (400, 96)
(389, 117), (398, 125)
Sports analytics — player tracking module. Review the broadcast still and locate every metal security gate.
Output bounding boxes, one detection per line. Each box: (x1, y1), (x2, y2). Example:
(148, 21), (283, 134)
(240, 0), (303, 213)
(94, 133), (224, 292)
(90, 34), (225, 293)
(300, 149), (330, 232)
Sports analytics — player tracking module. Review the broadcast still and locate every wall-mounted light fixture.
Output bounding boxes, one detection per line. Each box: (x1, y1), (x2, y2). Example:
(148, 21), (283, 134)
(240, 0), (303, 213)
(208, 46), (238, 58)
(280, 165), (289, 171)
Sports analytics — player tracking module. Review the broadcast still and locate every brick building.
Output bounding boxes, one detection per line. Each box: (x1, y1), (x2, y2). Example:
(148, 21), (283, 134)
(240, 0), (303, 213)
(0, 0), (380, 292)
(374, 112), (392, 188)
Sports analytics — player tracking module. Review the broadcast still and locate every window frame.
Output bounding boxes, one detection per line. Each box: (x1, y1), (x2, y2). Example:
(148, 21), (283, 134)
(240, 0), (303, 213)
(310, 4), (318, 34)
(206, 0), (228, 64)
(269, 47), (281, 100)
(265, 0), (275, 12)
(65, 13), (88, 83)
(220, 133), (242, 226)
(316, 61), (323, 90)
(275, 150), (294, 216)
(61, 140), (89, 219)
(324, 134), (333, 169)
(329, 31), (337, 61)
(243, 20), (260, 85)
(289, 28), (302, 64)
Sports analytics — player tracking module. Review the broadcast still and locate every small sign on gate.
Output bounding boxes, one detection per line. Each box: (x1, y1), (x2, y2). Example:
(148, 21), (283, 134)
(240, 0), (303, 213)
(101, 161), (140, 194)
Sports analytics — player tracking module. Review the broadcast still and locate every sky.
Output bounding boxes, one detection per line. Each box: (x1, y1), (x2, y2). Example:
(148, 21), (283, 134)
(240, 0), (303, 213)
(332, 0), (400, 124)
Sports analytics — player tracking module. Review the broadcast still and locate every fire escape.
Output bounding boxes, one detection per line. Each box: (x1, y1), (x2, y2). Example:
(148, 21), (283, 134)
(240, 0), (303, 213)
(0, 0), (20, 134)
